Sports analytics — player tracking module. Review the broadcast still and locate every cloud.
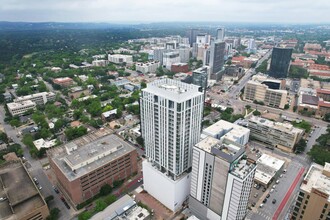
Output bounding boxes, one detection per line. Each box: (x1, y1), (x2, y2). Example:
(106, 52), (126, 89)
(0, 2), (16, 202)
(0, 0), (329, 23)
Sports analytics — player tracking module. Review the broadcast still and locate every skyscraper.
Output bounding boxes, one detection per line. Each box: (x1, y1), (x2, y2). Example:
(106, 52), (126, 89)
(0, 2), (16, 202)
(140, 78), (204, 211)
(216, 28), (225, 41)
(189, 29), (200, 47)
(209, 40), (226, 80)
(268, 47), (293, 78)
(190, 136), (256, 220)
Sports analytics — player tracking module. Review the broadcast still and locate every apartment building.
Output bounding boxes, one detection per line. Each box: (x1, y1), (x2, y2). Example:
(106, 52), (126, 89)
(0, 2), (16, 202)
(92, 59), (109, 67)
(14, 92), (56, 105)
(248, 116), (304, 152)
(163, 51), (180, 70)
(135, 61), (160, 74)
(202, 120), (250, 146)
(140, 78), (204, 211)
(48, 129), (138, 205)
(244, 78), (287, 109)
(7, 100), (36, 116)
(0, 161), (49, 220)
(108, 54), (133, 64)
(190, 136), (256, 220)
(292, 163), (330, 220)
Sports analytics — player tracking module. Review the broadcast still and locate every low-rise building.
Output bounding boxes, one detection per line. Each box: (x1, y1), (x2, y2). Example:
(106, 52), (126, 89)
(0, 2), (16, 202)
(108, 54), (133, 64)
(48, 129), (138, 205)
(202, 120), (250, 146)
(7, 100), (36, 116)
(14, 92), (56, 106)
(292, 163), (330, 220)
(136, 61), (160, 74)
(248, 116), (304, 152)
(53, 77), (74, 87)
(68, 86), (91, 99)
(101, 109), (117, 122)
(171, 63), (189, 73)
(0, 161), (50, 220)
(92, 59), (109, 67)
(317, 100), (330, 117)
(254, 154), (285, 187)
(33, 138), (57, 151)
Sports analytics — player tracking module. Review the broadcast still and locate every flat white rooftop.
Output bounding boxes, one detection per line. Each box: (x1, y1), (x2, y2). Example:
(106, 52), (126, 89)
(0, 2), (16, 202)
(301, 163), (330, 202)
(254, 154), (285, 185)
(249, 116), (303, 134)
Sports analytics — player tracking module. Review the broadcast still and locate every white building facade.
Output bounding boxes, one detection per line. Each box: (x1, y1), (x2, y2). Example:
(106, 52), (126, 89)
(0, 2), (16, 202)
(14, 92), (56, 106)
(108, 54), (133, 64)
(7, 100), (37, 116)
(140, 79), (204, 211)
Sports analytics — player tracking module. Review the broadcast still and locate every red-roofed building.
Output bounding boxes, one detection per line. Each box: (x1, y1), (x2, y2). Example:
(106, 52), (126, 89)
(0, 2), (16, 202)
(317, 100), (330, 117)
(317, 89), (330, 101)
(232, 56), (255, 68)
(309, 72), (330, 79)
(53, 77), (73, 87)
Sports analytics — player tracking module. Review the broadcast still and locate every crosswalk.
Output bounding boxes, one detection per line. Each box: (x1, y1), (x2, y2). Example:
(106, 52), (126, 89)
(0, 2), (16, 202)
(245, 210), (272, 220)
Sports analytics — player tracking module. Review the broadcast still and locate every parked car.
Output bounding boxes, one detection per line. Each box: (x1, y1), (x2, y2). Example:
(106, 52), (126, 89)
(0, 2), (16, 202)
(270, 189), (275, 193)
(33, 177), (39, 185)
(53, 186), (59, 194)
(263, 198), (267, 203)
(259, 203), (264, 208)
(254, 193), (258, 198)
(275, 180), (280, 184)
(251, 202), (256, 207)
(272, 185), (276, 189)
(0, 197), (7, 201)
(266, 194), (270, 198)
(262, 187), (266, 192)
(272, 199), (277, 204)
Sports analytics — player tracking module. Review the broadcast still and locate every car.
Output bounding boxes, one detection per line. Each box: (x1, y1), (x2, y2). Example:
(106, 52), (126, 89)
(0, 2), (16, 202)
(0, 197), (7, 201)
(53, 186), (59, 194)
(276, 180), (280, 184)
(272, 185), (276, 189)
(33, 177), (39, 185)
(263, 198), (267, 203)
(254, 183), (258, 188)
(256, 149), (259, 153)
(283, 169), (287, 173)
(259, 203), (264, 208)
(254, 193), (258, 198)
(266, 194), (270, 198)
(279, 174), (284, 178)
(262, 188), (266, 192)
(256, 184), (261, 190)
(137, 178), (143, 183)
(270, 189), (275, 193)
(38, 186), (42, 190)
(272, 199), (277, 204)
(251, 202), (256, 207)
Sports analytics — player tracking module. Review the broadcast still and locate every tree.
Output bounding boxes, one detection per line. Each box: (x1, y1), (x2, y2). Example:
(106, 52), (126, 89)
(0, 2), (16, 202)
(104, 194), (117, 205)
(284, 104), (290, 110)
(78, 211), (92, 220)
(45, 195), (54, 204)
(140, 81), (147, 89)
(95, 199), (107, 212)
(323, 113), (330, 122)
(256, 60), (268, 73)
(294, 139), (307, 153)
(136, 136), (144, 146)
(245, 105), (251, 110)
(292, 120), (312, 133)
(253, 110), (261, 116)
(100, 184), (112, 196)
(156, 66), (165, 77)
(65, 126), (88, 141)
(289, 66), (308, 79)
(46, 208), (60, 220)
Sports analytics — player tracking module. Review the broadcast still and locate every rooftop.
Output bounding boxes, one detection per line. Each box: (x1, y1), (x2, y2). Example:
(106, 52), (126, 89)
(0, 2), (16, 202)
(301, 163), (330, 202)
(53, 77), (73, 83)
(14, 92), (55, 102)
(33, 138), (57, 151)
(7, 100), (36, 108)
(48, 129), (136, 181)
(249, 116), (304, 135)
(0, 162), (47, 220)
(254, 154), (285, 185)
(301, 94), (319, 106)
(203, 119), (250, 139)
(143, 78), (203, 102)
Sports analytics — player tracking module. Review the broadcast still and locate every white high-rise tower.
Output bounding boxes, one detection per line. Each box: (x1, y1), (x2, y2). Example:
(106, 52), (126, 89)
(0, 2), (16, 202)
(140, 78), (204, 211)
(216, 27), (225, 41)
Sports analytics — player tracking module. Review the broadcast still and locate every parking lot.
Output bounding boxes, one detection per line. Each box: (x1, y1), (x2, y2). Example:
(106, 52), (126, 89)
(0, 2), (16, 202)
(246, 146), (305, 220)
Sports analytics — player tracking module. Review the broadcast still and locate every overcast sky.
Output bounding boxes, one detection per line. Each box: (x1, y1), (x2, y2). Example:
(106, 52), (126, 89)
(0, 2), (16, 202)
(0, 0), (329, 23)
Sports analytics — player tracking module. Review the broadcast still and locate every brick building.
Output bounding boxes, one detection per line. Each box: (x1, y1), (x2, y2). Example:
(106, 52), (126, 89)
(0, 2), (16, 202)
(48, 129), (138, 206)
(53, 77), (74, 87)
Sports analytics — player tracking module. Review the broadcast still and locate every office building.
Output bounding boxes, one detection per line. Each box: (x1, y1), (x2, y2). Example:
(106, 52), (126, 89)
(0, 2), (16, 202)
(190, 136), (256, 220)
(247, 39), (256, 54)
(192, 66), (209, 93)
(7, 100), (36, 116)
(243, 75), (287, 109)
(268, 47), (293, 78)
(202, 120), (250, 146)
(153, 47), (169, 64)
(178, 47), (191, 63)
(48, 129), (138, 205)
(248, 116), (304, 152)
(0, 161), (50, 220)
(163, 51), (180, 70)
(14, 92), (56, 106)
(292, 163), (330, 220)
(216, 28), (225, 41)
(136, 61), (160, 74)
(209, 41), (226, 81)
(108, 54), (133, 64)
(196, 34), (211, 45)
(188, 29), (200, 47)
(140, 79), (204, 211)
(53, 77), (74, 87)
